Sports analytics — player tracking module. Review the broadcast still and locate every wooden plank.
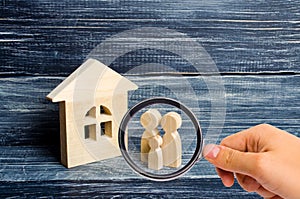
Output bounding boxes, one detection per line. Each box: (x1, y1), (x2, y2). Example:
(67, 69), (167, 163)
(0, 0), (299, 75)
(0, 75), (299, 147)
(0, 2), (299, 196)
(0, 75), (299, 183)
(0, 179), (260, 198)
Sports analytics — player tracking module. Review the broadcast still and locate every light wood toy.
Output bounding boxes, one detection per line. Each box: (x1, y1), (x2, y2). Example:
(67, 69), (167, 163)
(47, 58), (138, 168)
(140, 109), (162, 163)
(161, 112), (182, 168)
(148, 135), (163, 170)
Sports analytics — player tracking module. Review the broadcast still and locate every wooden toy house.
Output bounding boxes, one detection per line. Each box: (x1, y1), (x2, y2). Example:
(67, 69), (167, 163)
(47, 59), (138, 168)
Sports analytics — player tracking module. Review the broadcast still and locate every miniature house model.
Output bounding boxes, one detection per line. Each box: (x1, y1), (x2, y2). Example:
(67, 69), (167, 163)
(47, 59), (138, 168)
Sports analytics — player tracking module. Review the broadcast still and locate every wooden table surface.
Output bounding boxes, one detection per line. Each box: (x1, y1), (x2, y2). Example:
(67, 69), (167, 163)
(0, 0), (299, 198)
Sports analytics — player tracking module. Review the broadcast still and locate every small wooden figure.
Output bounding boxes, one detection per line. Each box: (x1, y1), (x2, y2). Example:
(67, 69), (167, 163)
(148, 135), (163, 170)
(161, 112), (182, 168)
(140, 109), (162, 162)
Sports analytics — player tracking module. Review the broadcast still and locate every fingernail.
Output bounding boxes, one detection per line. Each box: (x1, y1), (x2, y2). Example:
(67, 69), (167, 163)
(203, 144), (220, 159)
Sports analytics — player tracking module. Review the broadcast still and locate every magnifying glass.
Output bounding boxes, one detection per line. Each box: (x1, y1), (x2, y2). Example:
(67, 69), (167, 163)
(118, 97), (203, 181)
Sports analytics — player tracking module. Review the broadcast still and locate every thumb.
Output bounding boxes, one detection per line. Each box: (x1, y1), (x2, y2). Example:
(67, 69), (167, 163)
(203, 144), (259, 176)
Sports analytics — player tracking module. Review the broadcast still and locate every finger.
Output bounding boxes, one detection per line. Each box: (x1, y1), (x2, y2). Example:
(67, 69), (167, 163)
(235, 173), (260, 192)
(215, 167), (234, 187)
(256, 186), (277, 198)
(235, 174), (276, 198)
(266, 195), (284, 199)
(220, 129), (251, 151)
(203, 144), (260, 176)
(221, 124), (276, 153)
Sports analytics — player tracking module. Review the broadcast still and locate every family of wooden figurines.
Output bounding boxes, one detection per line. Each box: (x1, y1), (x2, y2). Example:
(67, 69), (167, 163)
(140, 109), (182, 170)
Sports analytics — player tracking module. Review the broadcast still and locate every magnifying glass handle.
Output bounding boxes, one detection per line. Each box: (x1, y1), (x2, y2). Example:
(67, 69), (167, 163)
(198, 139), (207, 161)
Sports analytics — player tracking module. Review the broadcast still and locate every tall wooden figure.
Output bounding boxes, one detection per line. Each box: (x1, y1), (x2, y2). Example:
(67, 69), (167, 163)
(140, 109), (162, 163)
(161, 112), (182, 168)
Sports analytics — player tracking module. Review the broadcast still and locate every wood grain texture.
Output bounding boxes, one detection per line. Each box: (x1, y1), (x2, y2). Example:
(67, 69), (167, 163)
(0, 0), (299, 76)
(0, 179), (260, 198)
(0, 0), (299, 197)
(0, 75), (298, 181)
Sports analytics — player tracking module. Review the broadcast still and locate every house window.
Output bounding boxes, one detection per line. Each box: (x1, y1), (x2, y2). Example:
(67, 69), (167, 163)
(84, 105), (113, 141)
(85, 107), (96, 117)
(100, 105), (112, 115)
(84, 124), (96, 141)
(100, 121), (112, 137)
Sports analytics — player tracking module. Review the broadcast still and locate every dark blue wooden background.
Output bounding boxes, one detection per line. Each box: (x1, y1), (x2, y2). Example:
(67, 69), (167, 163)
(0, 0), (299, 198)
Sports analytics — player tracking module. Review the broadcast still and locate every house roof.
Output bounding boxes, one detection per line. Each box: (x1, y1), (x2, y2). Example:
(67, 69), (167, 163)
(47, 59), (138, 102)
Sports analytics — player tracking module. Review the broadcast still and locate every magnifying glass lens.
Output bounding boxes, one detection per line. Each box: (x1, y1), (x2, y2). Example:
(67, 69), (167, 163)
(119, 98), (202, 181)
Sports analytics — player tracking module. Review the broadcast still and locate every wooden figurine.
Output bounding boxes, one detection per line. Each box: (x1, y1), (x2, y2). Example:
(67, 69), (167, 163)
(140, 109), (162, 163)
(47, 58), (138, 168)
(161, 112), (182, 168)
(148, 135), (163, 170)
